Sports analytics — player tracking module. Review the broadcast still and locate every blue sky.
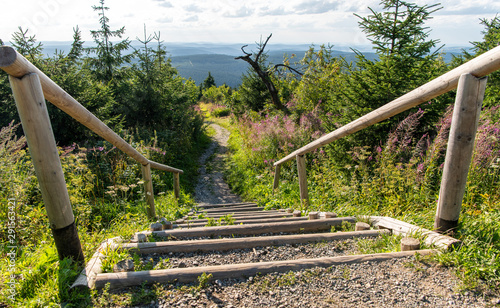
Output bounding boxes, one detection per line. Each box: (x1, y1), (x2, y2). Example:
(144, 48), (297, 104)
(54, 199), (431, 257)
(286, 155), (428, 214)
(2, 0), (499, 47)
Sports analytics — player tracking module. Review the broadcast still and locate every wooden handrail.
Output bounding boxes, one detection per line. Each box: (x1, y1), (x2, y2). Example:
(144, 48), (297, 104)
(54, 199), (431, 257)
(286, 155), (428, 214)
(274, 45), (500, 166)
(0, 46), (182, 174)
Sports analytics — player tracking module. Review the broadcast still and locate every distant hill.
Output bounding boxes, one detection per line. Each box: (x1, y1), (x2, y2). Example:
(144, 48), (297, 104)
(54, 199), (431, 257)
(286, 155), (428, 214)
(36, 41), (470, 88)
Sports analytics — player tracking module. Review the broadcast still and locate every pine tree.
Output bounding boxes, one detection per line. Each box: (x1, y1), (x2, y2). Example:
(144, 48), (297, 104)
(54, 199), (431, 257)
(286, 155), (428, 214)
(203, 72), (216, 89)
(10, 27), (43, 63)
(67, 26), (84, 62)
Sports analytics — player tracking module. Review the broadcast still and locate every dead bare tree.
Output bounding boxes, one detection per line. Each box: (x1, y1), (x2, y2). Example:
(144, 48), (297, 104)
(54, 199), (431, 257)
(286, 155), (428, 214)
(235, 34), (291, 114)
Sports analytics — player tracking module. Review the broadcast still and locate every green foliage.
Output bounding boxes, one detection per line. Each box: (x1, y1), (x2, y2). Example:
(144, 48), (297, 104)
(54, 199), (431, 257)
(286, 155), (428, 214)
(328, 0), (448, 152)
(10, 27), (43, 64)
(86, 0), (132, 84)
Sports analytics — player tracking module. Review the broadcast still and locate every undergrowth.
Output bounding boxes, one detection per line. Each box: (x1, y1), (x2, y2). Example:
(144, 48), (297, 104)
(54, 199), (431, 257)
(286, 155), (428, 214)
(224, 105), (500, 293)
(0, 121), (210, 307)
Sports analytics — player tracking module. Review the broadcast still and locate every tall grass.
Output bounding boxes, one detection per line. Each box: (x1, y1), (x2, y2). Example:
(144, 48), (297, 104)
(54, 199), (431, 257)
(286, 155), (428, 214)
(0, 122), (202, 307)
(225, 104), (500, 291)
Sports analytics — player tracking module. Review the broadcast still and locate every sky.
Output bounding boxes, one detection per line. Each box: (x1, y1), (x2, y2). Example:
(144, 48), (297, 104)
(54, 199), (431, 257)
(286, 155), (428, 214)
(2, 0), (500, 48)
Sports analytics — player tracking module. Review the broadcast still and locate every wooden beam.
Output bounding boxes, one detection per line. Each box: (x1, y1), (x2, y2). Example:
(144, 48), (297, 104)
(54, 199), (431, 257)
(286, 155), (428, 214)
(435, 74), (487, 233)
(369, 216), (461, 250)
(296, 155), (309, 206)
(175, 216), (309, 228)
(0, 46), (182, 175)
(273, 45), (500, 166)
(9, 73), (83, 262)
(122, 229), (390, 254)
(94, 249), (435, 289)
(71, 238), (118, 289)
(173, 172), (180, 199)
(182, 212), (294, 224)
(141, 163), (156, 219)
(202, 206), (265, 214)
(141, 217), (356, 238)
(195, 202), (257, 209)
(273, 165), (281, 191)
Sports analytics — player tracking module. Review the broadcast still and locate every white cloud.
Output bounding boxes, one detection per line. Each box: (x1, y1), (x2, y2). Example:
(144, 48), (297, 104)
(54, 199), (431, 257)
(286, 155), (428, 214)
(223, 5), (255, 18)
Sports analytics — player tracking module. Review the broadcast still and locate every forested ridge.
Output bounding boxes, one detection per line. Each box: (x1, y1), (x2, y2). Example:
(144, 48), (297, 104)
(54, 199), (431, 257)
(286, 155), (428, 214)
(1, 0), (500, 306)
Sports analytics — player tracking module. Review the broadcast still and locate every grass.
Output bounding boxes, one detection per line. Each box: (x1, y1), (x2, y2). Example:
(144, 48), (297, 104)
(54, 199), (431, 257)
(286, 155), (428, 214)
(222, 107), (500, 294)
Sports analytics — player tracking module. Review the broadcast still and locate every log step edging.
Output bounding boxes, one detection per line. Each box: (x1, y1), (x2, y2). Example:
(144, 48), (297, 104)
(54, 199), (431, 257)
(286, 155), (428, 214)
(94, 249), (436, 290)
(175, 216), (309, 228)
(195, 202), (257, 209)
(121, 229), (391, 254)
(141, 217), (356, 238)
(368, 216), (461, 250)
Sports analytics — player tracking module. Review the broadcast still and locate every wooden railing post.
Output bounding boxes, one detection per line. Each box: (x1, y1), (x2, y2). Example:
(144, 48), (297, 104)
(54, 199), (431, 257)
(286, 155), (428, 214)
(296, 155), (309, 206)
(173, 172), (180, 199)
(141, 163), (156, 219)
(273, 165), (281, 192)
(9, 73), (84, 262)
(434, 73), (487, 233)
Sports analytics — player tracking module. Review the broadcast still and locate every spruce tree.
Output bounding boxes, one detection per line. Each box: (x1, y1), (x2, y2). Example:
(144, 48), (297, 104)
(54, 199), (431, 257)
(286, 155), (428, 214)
(86, 0), (132, 83)
(329, 0), (446, 149)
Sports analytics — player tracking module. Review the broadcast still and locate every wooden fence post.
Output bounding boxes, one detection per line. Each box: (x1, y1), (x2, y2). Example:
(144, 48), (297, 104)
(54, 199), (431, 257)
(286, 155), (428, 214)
(141, 163), (156, 219)
(434, 73), (487, 233)
(296, 155), (309, 206)
(9, 73), (84, 262)
(273, 165), (281, 192)
(173, 172), (180, 199)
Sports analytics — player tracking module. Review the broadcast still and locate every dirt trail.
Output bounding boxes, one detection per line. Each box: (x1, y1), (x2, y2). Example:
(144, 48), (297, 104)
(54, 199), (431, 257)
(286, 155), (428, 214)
(194, 122), (242, 206)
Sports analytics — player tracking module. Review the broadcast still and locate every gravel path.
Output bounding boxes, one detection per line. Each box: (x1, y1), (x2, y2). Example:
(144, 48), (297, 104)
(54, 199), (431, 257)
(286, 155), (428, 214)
(111, 122), (499, 307)
(194, 122), (241, 206)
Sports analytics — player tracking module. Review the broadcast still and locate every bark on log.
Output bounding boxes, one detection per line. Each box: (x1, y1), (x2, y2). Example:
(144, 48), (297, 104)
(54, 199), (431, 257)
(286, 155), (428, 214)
(94, 249), (435, 289)
(122, 230), (390, 254)
(141, 217), (356, 238)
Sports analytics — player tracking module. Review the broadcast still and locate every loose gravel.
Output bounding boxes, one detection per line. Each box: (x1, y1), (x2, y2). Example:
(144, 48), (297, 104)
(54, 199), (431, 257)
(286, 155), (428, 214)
(104, 123), (500, 307)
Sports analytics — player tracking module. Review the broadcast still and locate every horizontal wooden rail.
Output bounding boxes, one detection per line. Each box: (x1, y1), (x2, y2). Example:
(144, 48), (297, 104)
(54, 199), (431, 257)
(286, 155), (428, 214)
(274, 45), (500, 166)
(0, 46), (182, 175)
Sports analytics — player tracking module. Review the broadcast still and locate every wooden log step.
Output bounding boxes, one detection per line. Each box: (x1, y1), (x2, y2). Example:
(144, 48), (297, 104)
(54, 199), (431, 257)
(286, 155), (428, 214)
(122, 229), (390, 254)
(181, 213), (293, 224)
(203, 210), (287, 218)
(202, 206), (264, 213)
(200, 203), (263, 212)
(142, 217), (356, 238)
(176, 216), (309, 228)
(94, 249), (435, 289)
(195, 202), (257, 209)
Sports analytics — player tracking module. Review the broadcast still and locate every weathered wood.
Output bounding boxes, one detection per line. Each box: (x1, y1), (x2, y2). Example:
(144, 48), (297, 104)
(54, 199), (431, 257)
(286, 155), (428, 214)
(9, 73), (83, 262)
(176, 216), (309, 228)
(202, 210), (289, 218)
(296, 155), (309, 206)
(184, 212), (293, 223)
(293, 210), (302, 217)
(203, 206), (265, 214)
(401, 238), (420, 251)
(71, 238), (118, 289)
(141, 217), (356, 238)
(195, 202), (257, 209)
(273, 45), (500, 166)
(355, 222), (371, 231)
(122, 229), (390, 254)
(324, 212), (338, 219)
(0, 46), (182, 175)
(141, 163), (156, 219)
(273, 165), (281, 191)
(308, 212), (319, 220)
(369, 216), (461, 250)
(95, 249), (435, 289)
(435, 74), (487, 233)
(173, 172), (180, 199)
